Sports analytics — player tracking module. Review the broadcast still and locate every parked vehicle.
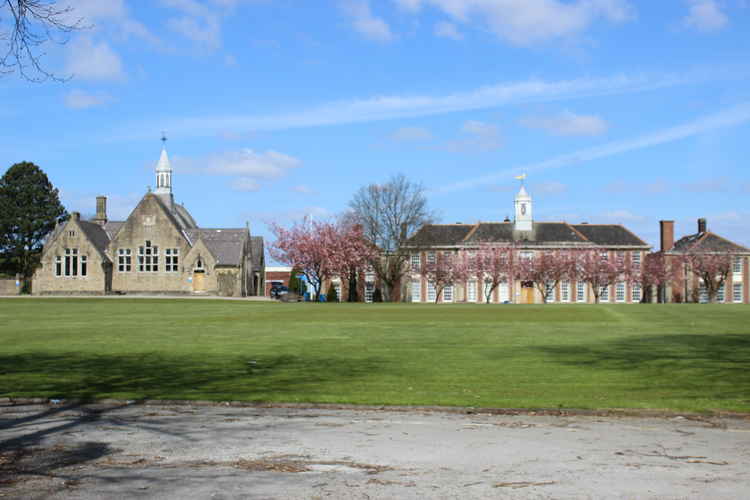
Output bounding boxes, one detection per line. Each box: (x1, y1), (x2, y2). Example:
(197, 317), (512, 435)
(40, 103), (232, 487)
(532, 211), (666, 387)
(270, 284), (289, 299)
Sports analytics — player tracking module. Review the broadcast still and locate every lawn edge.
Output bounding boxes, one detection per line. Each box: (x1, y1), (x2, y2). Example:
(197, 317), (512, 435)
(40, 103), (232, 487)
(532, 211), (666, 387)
(2, 397), (748, 420)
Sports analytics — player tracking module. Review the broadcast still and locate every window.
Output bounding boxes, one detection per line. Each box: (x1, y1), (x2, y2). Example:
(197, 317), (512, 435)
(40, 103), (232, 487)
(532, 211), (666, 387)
(520, 251), (533, 260)
(64, 248), (79, 276)
(334, 282), (341, 301)
(195, 257), (205, 271)
(616, 282), (625, 303)
(733, 256), (743, 274)
(427, 281), (436, 302)
(600, 251), (609, 261)
(632, 252), (641, 270)
(577, 282), (586, 303)
(68, 230), (75, 237)
(561, 280), (570, 303)
(632, 283), (642, 303)
(411, 279), (421, 302)
(165, 248), (179, 272)
(118, 249), (132, 272)
(364, 282), (374, 303)
(443, 285), (453, 303)
(138, 240), (159, 272)
(55, 256), (62, 277)
(616, 251), (625, 265)
(498, 280), (510, 303)
(600, 285), (609, 302)
(467, 280), (477, 302)
(717, 283), (725, 303)
(411, 253), (420, 272)
(698, 284), (708, 303)
(733, 283), (743, 303)
(80, 255), (87, 277)
(545, 281), (555, 303)
(427, 251), (436, 264)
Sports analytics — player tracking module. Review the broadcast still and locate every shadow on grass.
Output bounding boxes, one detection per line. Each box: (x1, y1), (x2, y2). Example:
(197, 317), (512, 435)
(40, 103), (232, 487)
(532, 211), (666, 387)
(0, 352), (386, 402)
(534, 333), (750, 401)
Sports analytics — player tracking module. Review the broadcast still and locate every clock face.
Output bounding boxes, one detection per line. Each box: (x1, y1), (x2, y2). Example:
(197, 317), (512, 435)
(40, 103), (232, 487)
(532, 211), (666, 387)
(521, 203), (526, 215)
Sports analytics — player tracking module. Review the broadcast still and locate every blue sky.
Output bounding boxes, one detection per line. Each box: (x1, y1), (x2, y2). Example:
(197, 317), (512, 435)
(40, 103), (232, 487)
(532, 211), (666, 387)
(2, 0), (749, 253)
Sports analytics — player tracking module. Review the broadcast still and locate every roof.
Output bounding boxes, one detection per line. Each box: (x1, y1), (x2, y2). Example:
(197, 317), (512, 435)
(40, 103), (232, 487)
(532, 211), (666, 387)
(571, 224), (648, 247)
(77, 220), (111, 256)
(103, 221), (125, 240)
(250, 236), (264, 268)
(186, 228), (249, 266)
(669, 231), (749, 254)
(172, 203), (198, 229)
(405, 221), (649, 248)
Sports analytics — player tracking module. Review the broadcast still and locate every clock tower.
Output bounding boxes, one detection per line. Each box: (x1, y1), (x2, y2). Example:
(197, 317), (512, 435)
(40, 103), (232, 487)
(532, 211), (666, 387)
(514, 185), (533, 232)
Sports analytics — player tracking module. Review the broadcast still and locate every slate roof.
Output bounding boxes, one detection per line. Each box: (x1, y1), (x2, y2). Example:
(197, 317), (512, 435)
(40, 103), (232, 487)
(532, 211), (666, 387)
(571, 224), (648, 247)
(173, 203), (198, 229)
(669, 232), (749, 254)
(103, 221), (125, 240)
(186, 229), (249, 266)
(250, 236), (264, 269)
(405, 221), (649, 248)
(78, 220), (111, 257)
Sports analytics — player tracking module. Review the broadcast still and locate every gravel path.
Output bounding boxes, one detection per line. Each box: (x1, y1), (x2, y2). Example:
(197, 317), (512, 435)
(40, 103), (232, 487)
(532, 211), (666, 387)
(1, 403), (749, 499)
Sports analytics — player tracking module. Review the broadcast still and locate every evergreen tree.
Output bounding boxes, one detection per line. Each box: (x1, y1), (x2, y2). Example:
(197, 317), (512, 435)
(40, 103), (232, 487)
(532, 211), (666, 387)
(0, 162), (67, 278)
(326, 283), (339, 303)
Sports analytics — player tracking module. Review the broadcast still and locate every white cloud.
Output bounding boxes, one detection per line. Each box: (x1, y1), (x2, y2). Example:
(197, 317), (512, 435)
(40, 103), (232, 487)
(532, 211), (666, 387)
(604, 179), (669, 194)
(63, 0), (161, 46)
(521, 110), (609, 136)
(440, 119), (501, 151)
(340, 0), (395, 42)
(434, 21), (463, 39)
(291, 185), (317, 194)
(683, 0), (728, 32)
(224, 54), (238, 66)
(64, 90), (113, 109)
(390, 126), (434, 141)
(535, 181), (567, 194)
(65, 37), (124, 81)
(394, 0), (634, 46)
(600, 209), (647, 222)
(437, 100), (750, 193)
(231, 178), (261, 192)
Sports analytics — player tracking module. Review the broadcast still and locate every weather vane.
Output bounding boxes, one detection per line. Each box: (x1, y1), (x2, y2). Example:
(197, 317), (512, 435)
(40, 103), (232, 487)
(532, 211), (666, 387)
(514, 173), (527, 186)
(161, 131), (167, 144)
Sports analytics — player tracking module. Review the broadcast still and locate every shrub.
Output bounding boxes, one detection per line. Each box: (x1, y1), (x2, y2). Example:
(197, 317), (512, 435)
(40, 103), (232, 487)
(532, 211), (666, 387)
(326, 284), (339, 303)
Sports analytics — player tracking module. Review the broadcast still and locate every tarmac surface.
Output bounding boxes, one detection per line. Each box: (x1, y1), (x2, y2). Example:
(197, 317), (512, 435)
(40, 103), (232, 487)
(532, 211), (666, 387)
(1, 402), (749, 499)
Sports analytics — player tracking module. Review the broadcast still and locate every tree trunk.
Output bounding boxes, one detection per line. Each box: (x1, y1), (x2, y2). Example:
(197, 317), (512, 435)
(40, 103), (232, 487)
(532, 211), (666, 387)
(347, 270), (358, 302)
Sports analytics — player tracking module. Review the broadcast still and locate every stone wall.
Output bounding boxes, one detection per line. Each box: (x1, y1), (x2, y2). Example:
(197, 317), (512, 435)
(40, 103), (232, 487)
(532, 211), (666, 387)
(0, 278), (21, 295)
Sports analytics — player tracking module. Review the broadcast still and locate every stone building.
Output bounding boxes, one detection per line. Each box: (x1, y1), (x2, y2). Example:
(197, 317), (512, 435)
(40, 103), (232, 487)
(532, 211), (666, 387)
(403, 185), (651, 304)
(659, 219), (749, 303)
(33, 146), (264, 296)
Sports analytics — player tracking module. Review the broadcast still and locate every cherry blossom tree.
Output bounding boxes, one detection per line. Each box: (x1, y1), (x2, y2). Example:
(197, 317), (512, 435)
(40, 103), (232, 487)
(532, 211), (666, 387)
(637, 252), (678, 303)
(270, 218), (376, 301)
(683, 251), (732, 303)
(575, 250), (625, 304)
(422, 251), (470, 304)
(473, 244), (516, 304)
(518, 251), (575, 304)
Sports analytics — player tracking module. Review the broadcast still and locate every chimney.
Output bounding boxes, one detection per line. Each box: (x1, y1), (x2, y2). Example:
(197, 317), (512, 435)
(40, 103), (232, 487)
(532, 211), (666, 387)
(93, 196), (108, 226)
(400, 222), (407, 242)
(697, 218), (707, 234)
(72, 211), (81, 221)
(660, 220), (674, 252)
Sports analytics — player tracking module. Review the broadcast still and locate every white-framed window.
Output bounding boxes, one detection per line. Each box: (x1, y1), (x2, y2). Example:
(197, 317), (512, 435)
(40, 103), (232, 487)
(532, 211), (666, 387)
(467, 280), (477, 302)
(717, 283), (725, 303)
(427, 281), (436, 302)
(411, 279), (421, 302)
(616, 251), (625, 265)
(615, 282), (625, 303)
(427, 251), (436, 264)
(55, 256), (62, 277)
(520, 250), (533, 260)
(165, 248), (179, 272)
(194, 257), (205, 271)
(699, 284), (708, 303)
(733, 256), (743, 274)
(561, 280), (570, 302)
(411, 253), (421, 272)
(138, 240), (159, 272)
(80, 255), (87, 277)
(576, 282), (586, 303)
(632, 252), (641, 270)
(600, 251), (609, 261)
(64, 248), (79, 276)
(733, 283), (743, 303)
(545, 281), (555, 303)
(365, 270), (376, 282)
(600, 285), (610, 302)
(118, 249), (132, 272)
(334, 282), (341, 301)
(364, 282), (374, 303)
(443, 285), (453, 303)
(632, 283), (642, 303)
(498, 280), (510, 303)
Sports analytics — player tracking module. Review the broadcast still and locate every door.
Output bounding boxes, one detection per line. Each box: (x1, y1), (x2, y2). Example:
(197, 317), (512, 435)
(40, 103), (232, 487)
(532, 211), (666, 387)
(521, 281), (535, 304)
(192, 272), (205, 292)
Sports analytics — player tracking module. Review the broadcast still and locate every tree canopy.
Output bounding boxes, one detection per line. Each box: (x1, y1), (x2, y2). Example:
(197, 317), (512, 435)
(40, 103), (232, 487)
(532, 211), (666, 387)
(0, 161), (67, 278)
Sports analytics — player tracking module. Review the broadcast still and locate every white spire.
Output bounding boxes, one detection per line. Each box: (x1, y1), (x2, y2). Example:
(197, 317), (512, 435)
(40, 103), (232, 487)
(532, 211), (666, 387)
(514, 184), (532, 232)
(155, 137), (172, 196)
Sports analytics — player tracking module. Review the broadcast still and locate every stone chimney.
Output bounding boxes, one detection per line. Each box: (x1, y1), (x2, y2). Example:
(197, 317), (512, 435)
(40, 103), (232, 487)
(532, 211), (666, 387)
(93, 196), (108, 226)
(660, 220), (674, 252)
(697, 218), (707, 234)
(72, 212), (81, 221)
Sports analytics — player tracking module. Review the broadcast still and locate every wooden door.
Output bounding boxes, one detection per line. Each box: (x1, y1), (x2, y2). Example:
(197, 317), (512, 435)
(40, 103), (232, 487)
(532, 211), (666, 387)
(521, 282), (535, 304)
(192, 272), (205, 292)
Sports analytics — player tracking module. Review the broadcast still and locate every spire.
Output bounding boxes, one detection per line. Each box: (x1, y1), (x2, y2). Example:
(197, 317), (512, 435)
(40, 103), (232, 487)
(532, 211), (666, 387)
(155, 133), (172, 196)
(514, 178), (532, 232)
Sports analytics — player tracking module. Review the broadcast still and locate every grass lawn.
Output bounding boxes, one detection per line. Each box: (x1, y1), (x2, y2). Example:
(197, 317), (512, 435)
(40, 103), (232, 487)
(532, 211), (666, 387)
(1, 298), (749, 413)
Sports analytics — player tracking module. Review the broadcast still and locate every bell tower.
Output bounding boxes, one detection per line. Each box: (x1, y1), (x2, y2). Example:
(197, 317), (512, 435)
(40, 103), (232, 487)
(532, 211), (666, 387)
(514, 184), (532, 232)
(155, 133), (172, 197)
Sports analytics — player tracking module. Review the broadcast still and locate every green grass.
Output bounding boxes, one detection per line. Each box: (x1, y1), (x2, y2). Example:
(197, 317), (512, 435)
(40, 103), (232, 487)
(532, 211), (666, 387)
(1, 299), (749, 413)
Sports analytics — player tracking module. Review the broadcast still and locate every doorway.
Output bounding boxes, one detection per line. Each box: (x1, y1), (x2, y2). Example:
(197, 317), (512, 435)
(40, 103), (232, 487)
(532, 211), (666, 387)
(521, 281), (535, 304)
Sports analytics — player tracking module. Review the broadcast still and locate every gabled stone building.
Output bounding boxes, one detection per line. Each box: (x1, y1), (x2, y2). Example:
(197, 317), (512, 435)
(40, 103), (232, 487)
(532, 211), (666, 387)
(33, 146), (264, 296)
(403, 185), (651, 304)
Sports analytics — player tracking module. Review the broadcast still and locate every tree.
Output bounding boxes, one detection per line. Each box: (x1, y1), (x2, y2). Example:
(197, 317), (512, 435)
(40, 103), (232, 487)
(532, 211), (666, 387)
(637, 252), (677, 303)
(684, 251), (732, 303)
(575, 250), (625, 304)
(474, 244), (516, 304)
(0, 161), (67, 279)
(325, 283), (338, 303)
(1, 0), (86, 82)
(518, 251), (574, 304)
(348, 174), (438, 302)
(422, 251), (470, 304)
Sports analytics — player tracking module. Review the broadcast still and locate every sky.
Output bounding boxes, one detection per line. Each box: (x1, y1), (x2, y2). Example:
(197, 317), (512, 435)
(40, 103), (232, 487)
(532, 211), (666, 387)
(1, 0), (749, 254)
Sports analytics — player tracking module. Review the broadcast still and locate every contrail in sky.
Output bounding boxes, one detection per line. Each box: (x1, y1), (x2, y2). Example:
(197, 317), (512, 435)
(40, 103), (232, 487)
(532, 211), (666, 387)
(435, 101), (750, 193)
